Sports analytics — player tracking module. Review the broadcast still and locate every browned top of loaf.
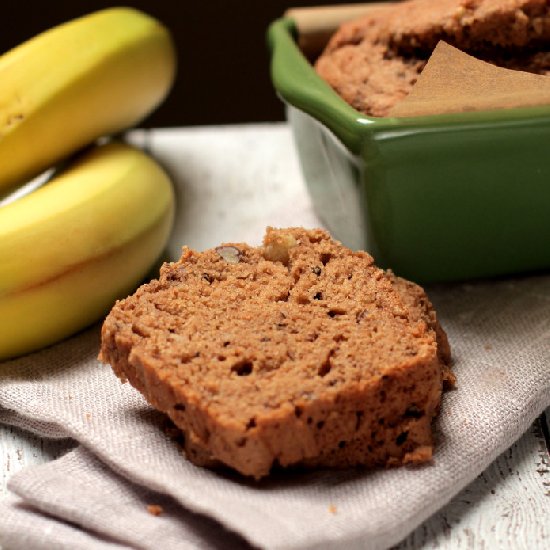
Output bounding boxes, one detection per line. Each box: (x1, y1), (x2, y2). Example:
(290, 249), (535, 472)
(385, 0), (550, 52)
(316, 0), (550, 117)
(102, 228), (437, 427)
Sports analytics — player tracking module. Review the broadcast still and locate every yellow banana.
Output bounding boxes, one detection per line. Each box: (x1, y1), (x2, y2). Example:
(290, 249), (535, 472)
(0, 142), (175, 360)
(0, 8), (176, 194)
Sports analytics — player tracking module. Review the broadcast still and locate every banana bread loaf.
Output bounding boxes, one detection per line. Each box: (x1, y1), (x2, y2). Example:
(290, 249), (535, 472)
(100, 228), (452, 479)
(316, 0), (550, 117)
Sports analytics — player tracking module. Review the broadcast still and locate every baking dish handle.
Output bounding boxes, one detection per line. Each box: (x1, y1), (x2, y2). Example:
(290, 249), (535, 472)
(268, 17), (373, 155)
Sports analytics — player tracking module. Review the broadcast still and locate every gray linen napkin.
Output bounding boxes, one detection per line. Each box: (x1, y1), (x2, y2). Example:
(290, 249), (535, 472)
(0, 446), (252, 550)
(0, 275), (549, 550)
(1, 126), (549, 549)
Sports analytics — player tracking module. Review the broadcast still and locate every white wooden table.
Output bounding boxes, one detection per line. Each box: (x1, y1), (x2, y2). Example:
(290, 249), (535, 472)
(1, 124), (549, 549)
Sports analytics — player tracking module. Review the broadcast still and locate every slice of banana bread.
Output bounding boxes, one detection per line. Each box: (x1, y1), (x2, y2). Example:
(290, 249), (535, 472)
(100, 228), (451, 479)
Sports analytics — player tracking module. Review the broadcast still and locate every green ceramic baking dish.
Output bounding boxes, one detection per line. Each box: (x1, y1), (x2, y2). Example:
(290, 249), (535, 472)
(268, 15), (550, 283)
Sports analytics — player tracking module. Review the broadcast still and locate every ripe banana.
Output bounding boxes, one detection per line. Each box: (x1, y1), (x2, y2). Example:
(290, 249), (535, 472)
(0, 142), (175, 360)
(0, 8), (176, 194)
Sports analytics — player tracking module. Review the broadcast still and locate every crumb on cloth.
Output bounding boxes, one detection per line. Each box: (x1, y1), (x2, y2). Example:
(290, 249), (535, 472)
(147, 504), (163, 516)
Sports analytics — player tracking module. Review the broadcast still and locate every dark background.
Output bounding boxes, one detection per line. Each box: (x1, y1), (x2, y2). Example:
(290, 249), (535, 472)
(2, 1), (339, 127)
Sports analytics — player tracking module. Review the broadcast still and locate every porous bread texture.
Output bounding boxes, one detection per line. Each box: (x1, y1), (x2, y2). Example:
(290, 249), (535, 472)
(316, 0), (550, 117)
(184, 271), (455, 474)
(176, 271), (455, 472)
(100, 228), (452, 479)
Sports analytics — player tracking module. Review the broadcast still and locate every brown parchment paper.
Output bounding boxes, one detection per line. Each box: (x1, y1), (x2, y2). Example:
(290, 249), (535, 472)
(389, 41), (550, 118)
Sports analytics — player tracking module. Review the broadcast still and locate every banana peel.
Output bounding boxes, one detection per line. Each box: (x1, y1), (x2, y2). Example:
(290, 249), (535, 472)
(0, 7), (176, 193)
(0, 9), (177, 360)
